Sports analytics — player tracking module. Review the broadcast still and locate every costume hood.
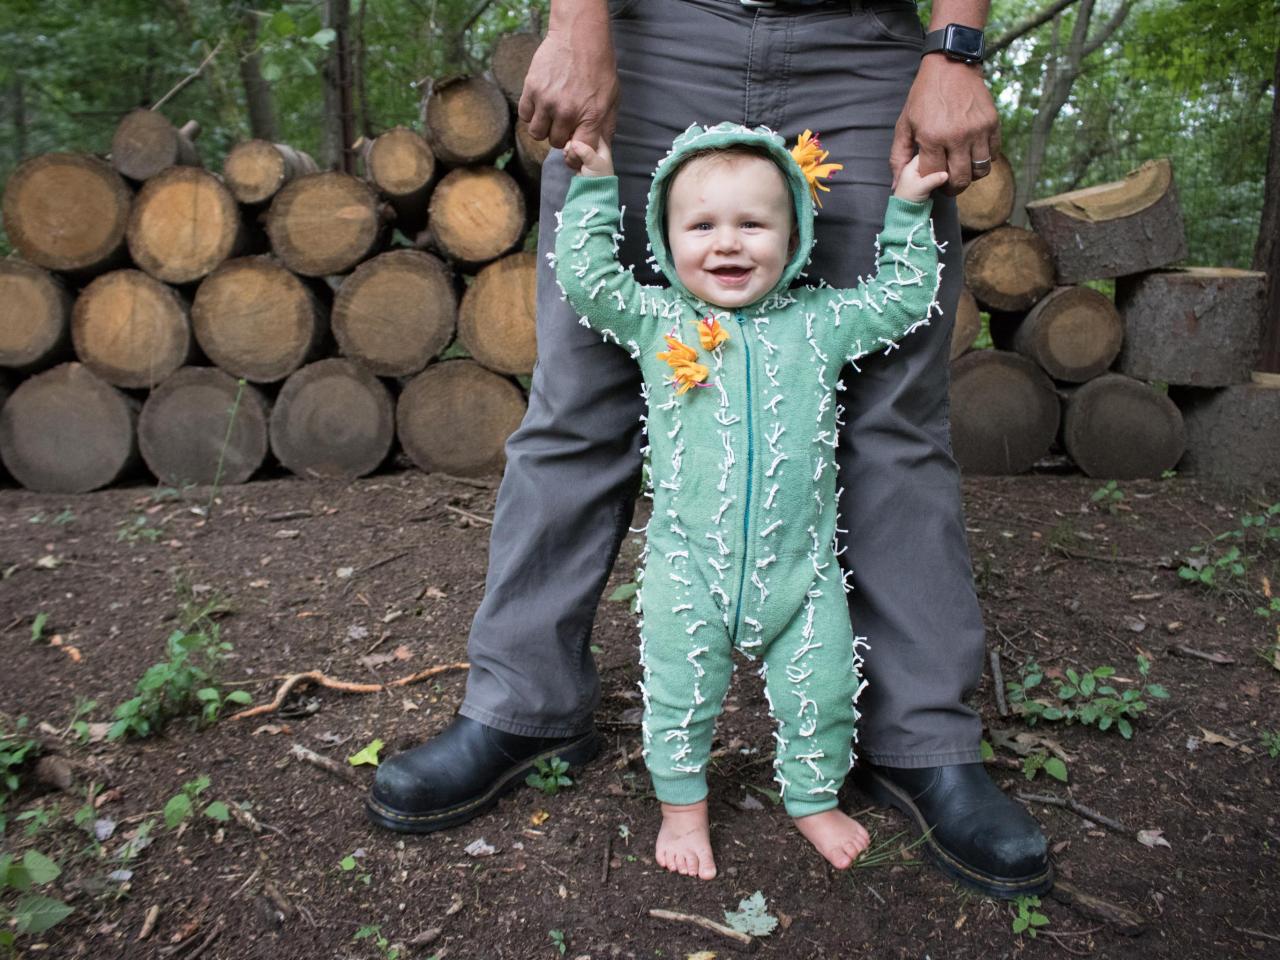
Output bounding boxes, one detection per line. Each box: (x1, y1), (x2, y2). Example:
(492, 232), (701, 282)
(644, 122), (819, 307)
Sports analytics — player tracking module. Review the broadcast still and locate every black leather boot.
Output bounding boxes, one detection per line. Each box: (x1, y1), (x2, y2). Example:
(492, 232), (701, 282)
(854, 762), (1053, 898)
(366, 715), (601, 833)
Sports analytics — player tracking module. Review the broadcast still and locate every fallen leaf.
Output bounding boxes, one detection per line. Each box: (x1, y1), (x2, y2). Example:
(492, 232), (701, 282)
(464, 838), (497, 858)
(336, 567), (354, 579)
(1164, 621), (1185, 634)
(35, 554), (62, 569)
(1129, 592), (1162, 602)
(1137, 829), (1171, 850)
(94, 818), (117, 841)
(1199, 728), (1255, 754)
(1124, 615), (1148, 634)
(347, 739), (384, 766)
(359, 650), (398, 669)
(423, 586), (447, 600)
(252, 724), (289, 736)
(723, 891), (778, 937)
(687, 952), (717, 960)
(382, 609), (404, 624)
(346, 625), (369, 642)
(274, 529), (301, 539)
(401, 698), (419, 712)
(85, 722), (113, 744)
(393, 644), (412, 661)
(445, 894), (464, 916)
(530, 810), (550, 826)
(249, 579), (270, 589)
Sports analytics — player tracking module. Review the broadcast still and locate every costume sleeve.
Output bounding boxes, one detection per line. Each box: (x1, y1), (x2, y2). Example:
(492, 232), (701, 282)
(553, 174), (672, 353)
(819, 196), (942, 366)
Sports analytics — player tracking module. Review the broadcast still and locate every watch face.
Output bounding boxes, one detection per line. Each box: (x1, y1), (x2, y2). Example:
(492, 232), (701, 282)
(946, 24), (985, 60)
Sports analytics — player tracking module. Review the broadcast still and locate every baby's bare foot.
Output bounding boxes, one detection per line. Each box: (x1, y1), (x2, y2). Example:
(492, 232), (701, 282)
(656, 801), (717, 880)
(793, 809), (871, 870)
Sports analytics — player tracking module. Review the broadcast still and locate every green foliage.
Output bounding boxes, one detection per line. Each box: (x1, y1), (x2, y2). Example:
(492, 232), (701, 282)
(1261, 730), (1280, 760)
(1011, 894), (1049, 938)
(0, 850), (74, 949)
(116, 513), (166, 543)
(548, 929), (567, 955)
(525, 757), (573, 796)
(339, 852), (372, 885)
(1179, 502), (1280, 600)
(1021, 751), (1068, 783)
(108, 592), (250, 740)
(162, 775), (228, 828)
(354, 923), (400, 959)
(1006, 657), (1169, 739)
(1090, 480), (1125, 514)
(0, 716), (39, 837)
(347, 739), (384, 767)
(29, 613), (48, 643)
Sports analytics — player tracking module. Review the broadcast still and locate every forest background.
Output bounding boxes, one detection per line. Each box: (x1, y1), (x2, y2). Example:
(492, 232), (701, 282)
(0, 0), (1275, 277)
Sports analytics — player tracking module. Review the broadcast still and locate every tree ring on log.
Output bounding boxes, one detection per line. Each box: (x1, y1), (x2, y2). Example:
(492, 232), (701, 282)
(72, 270), (193, 389)
(422, 76), (511, 166)
(111, 109), (201, 182)
(963, 225), (1055, 313)
(224, 140), (317, 205)
(427, 167), (526, 266)
(949, 350), (1060, 475)
(458, 251), (537, 375)
(266, 172), (383, 277)
(1013, 285), (1123, 383)
(127, 167), (244, 284)
(1063, 374), (1185, 480)
(956, 154), (1015, 233)
(0, 260), (72, 372)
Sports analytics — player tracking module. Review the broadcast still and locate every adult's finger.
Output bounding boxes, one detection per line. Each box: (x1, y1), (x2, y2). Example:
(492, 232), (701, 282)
(889, 114), (916, 189)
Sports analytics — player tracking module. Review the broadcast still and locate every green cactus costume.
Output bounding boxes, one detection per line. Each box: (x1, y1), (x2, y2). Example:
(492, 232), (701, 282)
(553, 122), (942, 817)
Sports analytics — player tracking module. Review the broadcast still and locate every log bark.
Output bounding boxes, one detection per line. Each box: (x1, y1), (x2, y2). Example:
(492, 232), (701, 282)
(1173, 377), (1280, 488)
(363, 127), (436, 236)
(269, 358), (394, 480)
(458, 251), (537, 375)
(963, 225), (1055, 312)
(332, 250), (455, 377)
(421, 75), (511, 166)
(127, 167), (246, 284)
(397, 359), (526, 477)
(1025, 158), (1187, 283)
(71, 270), (194, 388)
(0, 259), (73, 372)
(266, 171), (385, 276)
(192, 256), (329, 383)
(110, 109), (202, 182)
(0, 362), (139, 492)
(513, 118), (551, 187)
(1116, 267), (1267, 387)
(2, 153), (133, 275)
(1012, 285), (1123, 382)
(1063, 373), (1184, 480)
(956, 154), (1015, 233)
(427, 166), (525, 266)
(490, 32), (541, 105)
(138, 366), (269, 486)
(949, 286), (981, 361)
(223, 140), (318, 205)
(948, 349), (1061, 475)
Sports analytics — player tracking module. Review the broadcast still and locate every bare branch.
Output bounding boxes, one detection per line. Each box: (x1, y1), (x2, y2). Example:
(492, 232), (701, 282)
(987, 0), (1081, 58)
(150, 38), (225, 112)
(1083, 0), (1136, 60)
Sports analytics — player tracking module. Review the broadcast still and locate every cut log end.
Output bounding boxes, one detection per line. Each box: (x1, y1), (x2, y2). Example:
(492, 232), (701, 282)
(949, 350), (1060, 475)
(269, 359), (394, 480)
(964, 226), (1055, 313)
(127, 167), (245, 284)
(398, 360), (526, 476)
(111, 109), (202, 182)
(72, 270), (193, 389)
(366, 127), (436, 199)
(1064, 374), (1185, 480)
(427, 167), (526, 266)
(1013, 285), (1124, 383)
(458, 251), (537, 375)
(139, 367), (269, 486)
(491, 33), (541, 105)
(0, 363), (138, 493)
(956, 154), (1015, 233)
(224, 140), (318, 205)
(422, 76), (511, 166)
(266, 172), (384, 276)
(0, 260), (73, 372)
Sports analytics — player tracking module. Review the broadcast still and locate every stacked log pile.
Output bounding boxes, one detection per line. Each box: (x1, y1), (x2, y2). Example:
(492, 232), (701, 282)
(0, 35), (545, 493)
(950, 157), (1271, 484)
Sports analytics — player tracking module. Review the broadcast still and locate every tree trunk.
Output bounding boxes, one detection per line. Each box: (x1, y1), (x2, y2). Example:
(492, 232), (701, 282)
(0, 363), (140, 493)
(426, 166), (525, 266)
(421, 75), (511, 166)
(458, 251), (538, 375)
(332, 250), (456, 377)
(139, 366), (270, 486)
(397, 359), (527, 477)
(963, 225), (1055, 312)
(1253, 41), (1280, 373)
(238, 13), (279, 141)
(1063, 373), (1184, 479)
(265, 171), (385, 276)
(2, 153), (133, 275)
(192, 256), (330, 383)
(71, 270), (195, 389)
(9, 74), (26, 165)
(322, 0), (356, 171)
(948, 350), (1061, 475)
(0, 260), (73, 373)
(127, 166), (246, 284)
(223, 140), (318, 205)
(269, 358), (394, 480)
(1012, 285), (1123, 382)
(354, 0), (372, 139)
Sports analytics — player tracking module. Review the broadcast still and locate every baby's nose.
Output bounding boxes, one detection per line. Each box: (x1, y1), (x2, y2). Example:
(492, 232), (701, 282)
(713, 227), (741, 251)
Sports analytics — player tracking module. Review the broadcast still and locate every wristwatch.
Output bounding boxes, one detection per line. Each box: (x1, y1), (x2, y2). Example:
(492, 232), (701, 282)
(921, 23), (985, 65)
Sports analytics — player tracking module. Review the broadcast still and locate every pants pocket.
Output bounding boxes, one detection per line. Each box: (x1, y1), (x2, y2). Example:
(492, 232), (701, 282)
(864, 1), (925, 44)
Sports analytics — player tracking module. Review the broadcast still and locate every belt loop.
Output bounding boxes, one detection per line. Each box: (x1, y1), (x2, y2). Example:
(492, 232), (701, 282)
(740, 0), (777, 7)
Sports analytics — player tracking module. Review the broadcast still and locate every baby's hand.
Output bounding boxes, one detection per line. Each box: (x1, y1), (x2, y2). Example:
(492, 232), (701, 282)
(893, 154), (949, 202)
(564, 137), (614, 177)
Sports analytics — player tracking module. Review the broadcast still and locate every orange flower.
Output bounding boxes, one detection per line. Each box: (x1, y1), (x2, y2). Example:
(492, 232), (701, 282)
(697, 316), (730, 351)
(790, 129), (843, 208)
(657, 335), (710, 395)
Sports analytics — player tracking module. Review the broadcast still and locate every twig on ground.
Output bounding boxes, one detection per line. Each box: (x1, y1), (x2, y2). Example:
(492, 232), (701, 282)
(989, 649), (1009, 717)
(1168, 644), (1236, 665)
(138, 904), (160, 940)
(648, 908), (755, 948)
(1228, 921), (1280, 944)
(288, 743), (361, 787)
(864, 883), (885, 905)
(444, 504), (494, 526)
(263, 509), (313, 522)
(1049, 545), (1156, 567)
(1016, 792), (1132, 835)
(151, 40), (224, 111)
(229, 866), (262, 900)
(343, 551), (415, 591)
(228, 662), (469, 720)
(601, 834), (612, 884)
(1040, 929), (1094, 956)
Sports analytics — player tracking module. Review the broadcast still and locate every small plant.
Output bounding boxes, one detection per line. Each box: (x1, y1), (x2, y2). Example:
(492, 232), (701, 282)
(205, 378), (247, 519)
(65, 698), (98, 743)
(549, 929), (567, 955)
(1021, 751), (1068, 783)
(163, 776), (230, 829)
(354, 923), (401, 959)
(0, 850), (73, 950)
(116, 513), (166, 543)
(1179, 501), (1280, 592)
(526, 757), (573, 796)
(1006, 657), (1169, 739)
(1011, 894), (1049, 938)
(1090, 479), (1125, 513)
(29, 613), (48, 643)
(0, 716), (39, 836)
(1261, 730), (1280, 759)
(339, 852), (372, 885)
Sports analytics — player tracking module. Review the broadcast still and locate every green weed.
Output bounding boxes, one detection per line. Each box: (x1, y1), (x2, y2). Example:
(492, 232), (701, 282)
(354, 923), (401, 959)
(1022, 751), (1068, 783)
(29, 613), (48, 643)
(0, 716), (39, 836)
(1179, 501), (1280, 594)
(549, 929), (567, 955)
(1261, 730), (1280, 759)
(0, 850), (73, 950)
(1011, 894), (1049, 938)
(163, 776), (230, 829)
(1090, 480), (1125, 514)
(339, 852), (372, 885)
(526, 757), (573, 796)
(1006, 657), (1169, 739)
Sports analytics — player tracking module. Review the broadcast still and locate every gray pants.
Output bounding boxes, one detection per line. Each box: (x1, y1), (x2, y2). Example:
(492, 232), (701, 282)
(460, 0), (985, 767)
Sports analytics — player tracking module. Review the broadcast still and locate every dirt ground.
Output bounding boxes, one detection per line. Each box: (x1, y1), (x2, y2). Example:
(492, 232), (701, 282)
(1, 463), (1278, 960)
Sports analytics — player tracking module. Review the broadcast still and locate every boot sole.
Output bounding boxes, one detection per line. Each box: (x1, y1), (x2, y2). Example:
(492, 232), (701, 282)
(364, 730), (602, 834)
(858, 767), (1054, 899)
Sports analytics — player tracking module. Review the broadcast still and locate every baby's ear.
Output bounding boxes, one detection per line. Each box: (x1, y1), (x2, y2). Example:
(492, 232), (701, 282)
(788, 226), (800, 257)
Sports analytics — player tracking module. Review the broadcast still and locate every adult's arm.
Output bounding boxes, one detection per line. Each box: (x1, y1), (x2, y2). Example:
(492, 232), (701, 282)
(889, 0), (1001, 196)
(518, 0), (619, 167)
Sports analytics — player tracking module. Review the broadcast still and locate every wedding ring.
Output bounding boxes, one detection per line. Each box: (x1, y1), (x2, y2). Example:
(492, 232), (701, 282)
(972, 157), (992, 169)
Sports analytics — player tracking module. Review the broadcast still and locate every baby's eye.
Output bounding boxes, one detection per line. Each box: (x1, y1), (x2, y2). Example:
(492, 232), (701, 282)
(693, 222), (713, 231)
(742, 221), (762, 229)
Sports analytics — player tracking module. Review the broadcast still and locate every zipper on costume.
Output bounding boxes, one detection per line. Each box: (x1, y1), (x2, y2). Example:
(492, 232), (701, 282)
(730, 312), (753, 642)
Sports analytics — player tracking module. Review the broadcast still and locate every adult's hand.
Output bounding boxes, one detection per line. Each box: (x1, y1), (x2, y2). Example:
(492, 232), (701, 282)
(890, 55), (1001, 197)
(518, 0), (619, 169)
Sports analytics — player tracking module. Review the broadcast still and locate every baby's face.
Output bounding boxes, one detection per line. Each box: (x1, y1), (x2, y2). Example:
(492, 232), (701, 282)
(665, 154), (795, 309)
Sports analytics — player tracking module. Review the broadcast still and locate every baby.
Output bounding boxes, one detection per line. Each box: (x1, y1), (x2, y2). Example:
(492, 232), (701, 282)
(554, 123), (947, 880)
